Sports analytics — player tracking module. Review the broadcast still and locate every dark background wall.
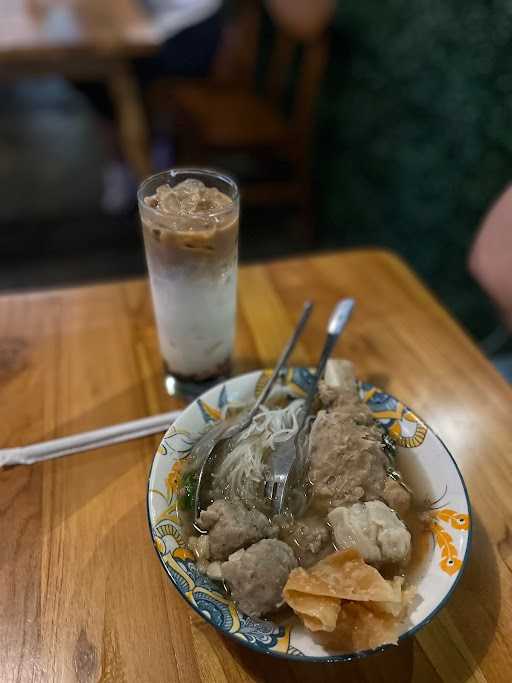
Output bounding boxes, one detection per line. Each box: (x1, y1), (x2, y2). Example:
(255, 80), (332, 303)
(1, 0), (508, 343)
(316, 0), (510, 339)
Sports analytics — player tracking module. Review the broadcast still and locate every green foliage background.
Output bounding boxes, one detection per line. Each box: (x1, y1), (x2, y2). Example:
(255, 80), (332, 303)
(315, 0), (512, 338)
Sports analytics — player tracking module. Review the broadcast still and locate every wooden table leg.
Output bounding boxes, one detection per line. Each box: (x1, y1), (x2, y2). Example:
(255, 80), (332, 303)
(108, 61), (152, 180)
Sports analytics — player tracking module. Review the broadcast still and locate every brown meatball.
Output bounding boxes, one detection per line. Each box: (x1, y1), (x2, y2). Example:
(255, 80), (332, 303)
(222, 539), (297, 617)
(198, 500), (277, 561)
(308, 408), (389, 513)
(280, 513), (332, 568)
(309, 373), (412, 516)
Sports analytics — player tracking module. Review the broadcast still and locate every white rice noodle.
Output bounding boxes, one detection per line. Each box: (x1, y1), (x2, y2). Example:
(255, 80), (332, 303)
(213, 399), (305, 501)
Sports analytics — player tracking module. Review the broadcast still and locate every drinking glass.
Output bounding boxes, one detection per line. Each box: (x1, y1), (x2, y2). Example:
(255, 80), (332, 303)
(138, 168), (240, 396)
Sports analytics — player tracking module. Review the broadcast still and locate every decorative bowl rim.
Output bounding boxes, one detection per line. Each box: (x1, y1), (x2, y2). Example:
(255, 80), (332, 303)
(146, 368), (472, 662)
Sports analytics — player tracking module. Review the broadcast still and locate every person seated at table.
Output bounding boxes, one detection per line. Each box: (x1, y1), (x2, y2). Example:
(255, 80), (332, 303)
(74, 0), (225, 213)
(469, 184), (512, 379)
(265, 0), (335, 40)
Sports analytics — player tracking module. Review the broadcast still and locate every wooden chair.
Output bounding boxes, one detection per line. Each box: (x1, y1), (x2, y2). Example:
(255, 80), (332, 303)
(148, 0), (334, 244)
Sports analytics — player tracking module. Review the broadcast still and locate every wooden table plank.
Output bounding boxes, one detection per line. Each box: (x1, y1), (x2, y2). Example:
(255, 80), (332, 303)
(1, 249), (511, 682)
(0, 2), (157, 179)
(0, 0), (159, 63)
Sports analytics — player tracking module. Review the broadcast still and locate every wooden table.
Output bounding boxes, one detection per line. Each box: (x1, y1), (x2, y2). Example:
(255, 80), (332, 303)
(2, 249), (511, 682)
(0, 0), (160, 178)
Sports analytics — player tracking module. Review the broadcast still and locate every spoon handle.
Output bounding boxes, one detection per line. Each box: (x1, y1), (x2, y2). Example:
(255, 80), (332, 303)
(245, 301), (314, 423)
(300, 298), (355, 422)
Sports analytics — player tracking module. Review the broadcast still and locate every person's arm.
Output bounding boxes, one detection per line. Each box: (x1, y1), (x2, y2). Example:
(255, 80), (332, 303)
(264, 0), (335, 41)
(469, 185), (512, 331)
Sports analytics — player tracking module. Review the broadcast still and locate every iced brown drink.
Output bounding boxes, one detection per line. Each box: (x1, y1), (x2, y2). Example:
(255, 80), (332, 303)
(138, 169), (239, 393)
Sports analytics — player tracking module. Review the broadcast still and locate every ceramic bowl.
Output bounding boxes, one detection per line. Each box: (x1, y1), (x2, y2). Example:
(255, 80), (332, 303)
(147, 368), (471, 661)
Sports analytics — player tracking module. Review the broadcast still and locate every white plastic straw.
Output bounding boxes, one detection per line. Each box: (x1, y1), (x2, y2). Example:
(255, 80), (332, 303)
(0, 410), (181, 467)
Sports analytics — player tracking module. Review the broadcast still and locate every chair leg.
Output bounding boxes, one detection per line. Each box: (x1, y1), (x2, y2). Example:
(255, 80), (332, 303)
(107, 62), (152, 180)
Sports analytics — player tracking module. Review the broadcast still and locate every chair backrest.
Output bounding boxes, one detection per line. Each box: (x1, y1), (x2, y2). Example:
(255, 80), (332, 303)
(212, 1), (262, 85)
(266, 2), (335, 159)
(286, 37), (330, 165)
(214, 1), (333, 148)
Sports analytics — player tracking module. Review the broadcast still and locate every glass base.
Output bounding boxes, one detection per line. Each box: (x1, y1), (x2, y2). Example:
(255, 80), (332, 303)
(163, 363), (231, 399)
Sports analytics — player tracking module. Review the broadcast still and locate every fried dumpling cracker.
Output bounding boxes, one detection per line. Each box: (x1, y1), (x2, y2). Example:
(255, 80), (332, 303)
(313, 602), (400, 651)
(283, 549), (412, 647)
(285, 549), (401, 604)
(284, 567), (336, 598)
(368, 580), (416, 618)
(283, 590), (340, 632)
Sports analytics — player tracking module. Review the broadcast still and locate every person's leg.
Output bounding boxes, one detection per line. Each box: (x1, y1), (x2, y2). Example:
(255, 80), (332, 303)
(73, 79), (138, 213)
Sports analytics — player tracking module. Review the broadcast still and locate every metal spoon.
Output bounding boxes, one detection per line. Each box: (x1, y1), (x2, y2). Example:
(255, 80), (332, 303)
(264, 298), (356, 515)
(190, 301), (314, 528)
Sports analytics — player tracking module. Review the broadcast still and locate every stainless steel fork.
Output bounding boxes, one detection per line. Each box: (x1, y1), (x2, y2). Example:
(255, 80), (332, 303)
(191, 300), (314, 527)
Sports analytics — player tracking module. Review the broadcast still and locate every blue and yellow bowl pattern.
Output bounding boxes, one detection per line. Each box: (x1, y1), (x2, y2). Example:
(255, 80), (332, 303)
(147, 369), (471, 661)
